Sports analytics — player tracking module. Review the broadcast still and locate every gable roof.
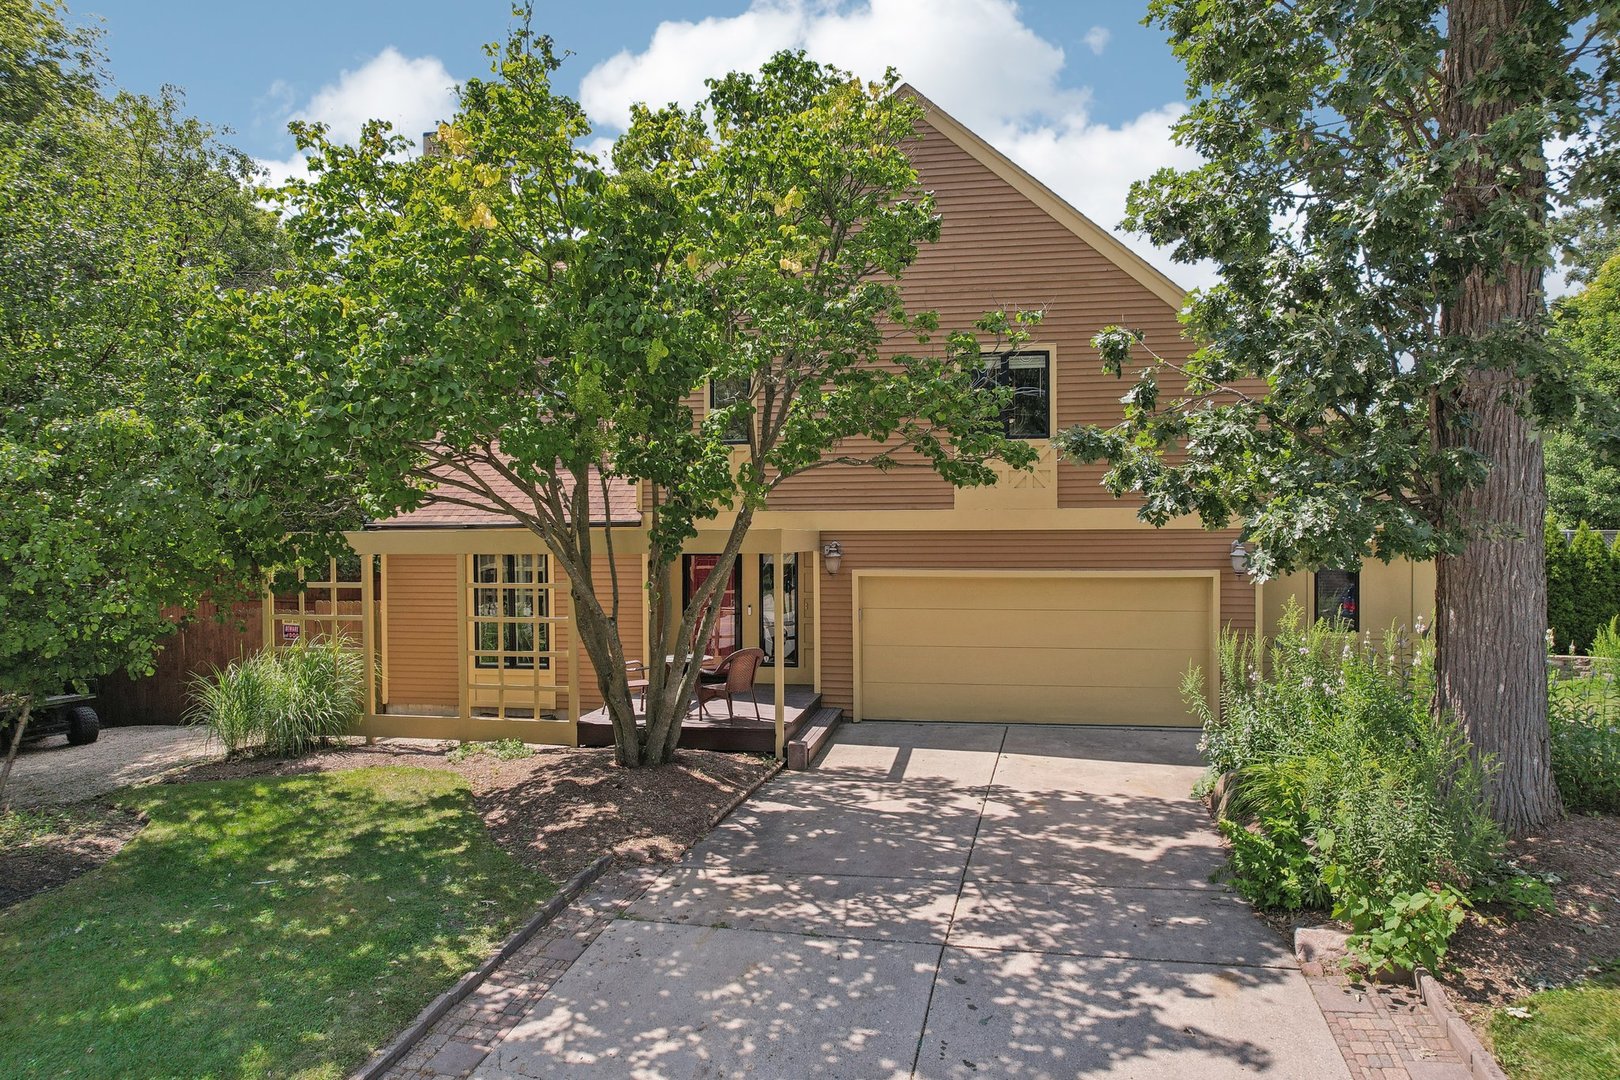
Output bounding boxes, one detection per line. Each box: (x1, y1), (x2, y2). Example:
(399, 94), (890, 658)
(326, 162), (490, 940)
(370, 461), (640, 529)
(897, 85), (1189, 311)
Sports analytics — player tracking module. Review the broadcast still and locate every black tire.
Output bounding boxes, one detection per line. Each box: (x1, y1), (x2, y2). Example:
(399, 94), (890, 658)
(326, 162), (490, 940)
(65, 705), (99, 746)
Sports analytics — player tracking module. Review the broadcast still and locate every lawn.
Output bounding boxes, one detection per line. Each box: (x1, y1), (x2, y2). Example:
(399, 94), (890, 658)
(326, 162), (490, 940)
(1492, 963), (1620, 1080)
(0, 766), (554, 1079)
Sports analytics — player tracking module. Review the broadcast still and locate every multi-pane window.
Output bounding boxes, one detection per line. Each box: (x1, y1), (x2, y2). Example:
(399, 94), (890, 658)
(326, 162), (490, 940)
(473, 554), (550, 670)
(709, 377), (752, 445)
(979, 350), (1051, 439)
(1314, 569), (1361, 632)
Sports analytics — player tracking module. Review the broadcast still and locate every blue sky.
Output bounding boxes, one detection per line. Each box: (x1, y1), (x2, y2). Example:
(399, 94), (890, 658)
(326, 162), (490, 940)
(73, 1), (1207, 283)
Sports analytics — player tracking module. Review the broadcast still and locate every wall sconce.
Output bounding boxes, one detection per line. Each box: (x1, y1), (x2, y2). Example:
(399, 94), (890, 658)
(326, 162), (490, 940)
(821, 541), (843, 576)
(1229, 539), (1251, 576)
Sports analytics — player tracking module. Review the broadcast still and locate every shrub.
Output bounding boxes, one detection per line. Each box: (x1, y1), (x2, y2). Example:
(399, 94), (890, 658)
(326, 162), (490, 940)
(447, 739), (535, 764)
(189, 638), (364, 756)
(1549, 668), (1620, 814)
(1191, 600), (1503, 974)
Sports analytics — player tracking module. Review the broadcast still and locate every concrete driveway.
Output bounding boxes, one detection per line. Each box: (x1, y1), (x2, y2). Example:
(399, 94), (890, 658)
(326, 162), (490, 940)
(475, 723), (1348, 1079)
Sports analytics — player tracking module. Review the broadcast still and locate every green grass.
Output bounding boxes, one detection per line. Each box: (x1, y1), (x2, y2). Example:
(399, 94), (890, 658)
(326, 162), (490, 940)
(0, 767), (554, 1079)
(1492, 963), (1620, 1080)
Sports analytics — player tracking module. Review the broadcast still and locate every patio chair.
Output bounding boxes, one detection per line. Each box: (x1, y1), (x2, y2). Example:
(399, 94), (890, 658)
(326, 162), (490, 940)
(624, 660), (650, 710)
(694, 648), (765, 720)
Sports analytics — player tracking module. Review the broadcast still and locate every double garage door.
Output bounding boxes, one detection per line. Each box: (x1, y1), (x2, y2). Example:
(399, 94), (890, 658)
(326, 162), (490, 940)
(857, 573), (1214, 727)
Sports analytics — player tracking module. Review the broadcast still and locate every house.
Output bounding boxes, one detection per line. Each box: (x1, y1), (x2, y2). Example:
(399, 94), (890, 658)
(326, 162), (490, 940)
(271, 88), (1434, 754)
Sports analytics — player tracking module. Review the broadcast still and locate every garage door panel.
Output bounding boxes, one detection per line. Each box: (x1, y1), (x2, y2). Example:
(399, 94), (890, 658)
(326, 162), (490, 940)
(857, 574), (1212, 727)
(862, 644), (1203, 689)
(861, 608), (1210, 652)
(861, 680), (1191, 726)
(863, 575), (1207, 613)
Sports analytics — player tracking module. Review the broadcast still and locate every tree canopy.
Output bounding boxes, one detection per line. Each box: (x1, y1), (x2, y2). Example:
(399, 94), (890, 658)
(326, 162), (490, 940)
(1055, 0), (1620, 831)
(1546, 254), (1620, 529)
(0, 1), (286, 752)
(198, 25), (1033, 765)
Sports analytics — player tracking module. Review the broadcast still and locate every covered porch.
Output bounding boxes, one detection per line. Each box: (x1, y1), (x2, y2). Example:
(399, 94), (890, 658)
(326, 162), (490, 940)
(578, 683), (825, 755)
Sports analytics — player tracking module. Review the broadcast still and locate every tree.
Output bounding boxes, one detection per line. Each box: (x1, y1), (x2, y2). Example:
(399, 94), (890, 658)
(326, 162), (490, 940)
(1546, 254), (1620, 529)
(1058, 1), (1620, 832)
(1566, 522), (1620, 652)
(197, 26), (1034, 767)
(0, 2), (287, 801)
(1545, 522), (1576, 653)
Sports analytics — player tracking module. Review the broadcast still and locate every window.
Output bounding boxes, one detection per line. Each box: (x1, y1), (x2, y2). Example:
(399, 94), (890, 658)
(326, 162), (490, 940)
(760, 554), (799, 667)
(1314, 569), (1361, 632)
(709, 377), (752, 445)
(683, 554), (740, 659)
(473, 554), (550, 669)
(978, 350), (1051, 439)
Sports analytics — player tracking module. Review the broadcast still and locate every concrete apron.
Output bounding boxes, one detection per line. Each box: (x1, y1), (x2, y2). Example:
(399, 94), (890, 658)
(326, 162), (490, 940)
(474, 722), (1349, 1080)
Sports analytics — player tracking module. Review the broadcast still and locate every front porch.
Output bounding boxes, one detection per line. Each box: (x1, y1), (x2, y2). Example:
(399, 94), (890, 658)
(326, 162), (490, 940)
(578, 684), (824, 755)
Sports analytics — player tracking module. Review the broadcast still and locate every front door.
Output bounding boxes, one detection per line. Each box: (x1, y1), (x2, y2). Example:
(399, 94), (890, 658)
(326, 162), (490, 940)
(682, 555), (740, 660)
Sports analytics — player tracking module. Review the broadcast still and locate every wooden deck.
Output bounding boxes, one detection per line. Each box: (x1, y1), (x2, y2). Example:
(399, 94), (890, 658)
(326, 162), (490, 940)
(578, 684), (824, 754)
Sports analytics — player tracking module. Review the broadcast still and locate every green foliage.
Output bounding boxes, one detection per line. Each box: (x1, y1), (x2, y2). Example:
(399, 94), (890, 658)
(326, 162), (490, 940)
(1471, 863), (1558, 921)
(1548, 670), (1620, 814)
(1559, 524), (1620, 654)
(1547, 255), (1620, 530)
(196, 17), (1035, 765)
(188, 639), (364, 756)
(1195, 602), (1503, 973)
(447, 739), (535, 764)
(0, 768), (554, 1078)
(0, 2), (292, 733)
(1548, 523), (1580, 654)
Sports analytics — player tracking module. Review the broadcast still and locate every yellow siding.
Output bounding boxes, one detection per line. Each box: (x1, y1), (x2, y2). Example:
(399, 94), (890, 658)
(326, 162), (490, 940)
(817, 530), (1253, 716)
(383, 554), (459, 709)
(1261, 560), (1436, 640)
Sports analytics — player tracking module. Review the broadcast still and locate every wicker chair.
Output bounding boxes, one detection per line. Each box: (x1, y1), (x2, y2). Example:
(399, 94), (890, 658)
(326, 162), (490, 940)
(694, 648), (765, 719)
(624, 661), (650, 710)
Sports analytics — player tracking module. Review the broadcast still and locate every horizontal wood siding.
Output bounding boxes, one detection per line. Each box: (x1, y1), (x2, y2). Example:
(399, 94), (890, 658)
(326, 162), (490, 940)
(384, 555), (459, 708)
(818, 529), (1254, 714)
(759, 114), (1199, 512)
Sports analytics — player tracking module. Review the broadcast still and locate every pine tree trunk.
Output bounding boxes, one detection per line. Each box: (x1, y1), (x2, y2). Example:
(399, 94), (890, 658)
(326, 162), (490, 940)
(1433, 0), (1564, 834)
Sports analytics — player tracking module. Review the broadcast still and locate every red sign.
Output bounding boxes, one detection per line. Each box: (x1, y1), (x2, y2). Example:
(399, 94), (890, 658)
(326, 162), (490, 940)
(282, 622), (301, 642)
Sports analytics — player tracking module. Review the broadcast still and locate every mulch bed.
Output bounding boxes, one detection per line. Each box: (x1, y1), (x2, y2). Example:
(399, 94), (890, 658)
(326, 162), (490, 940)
(1444, 812), (1620, 1022)
(163, 740), (778, 882)
(0, 802), (147, 909)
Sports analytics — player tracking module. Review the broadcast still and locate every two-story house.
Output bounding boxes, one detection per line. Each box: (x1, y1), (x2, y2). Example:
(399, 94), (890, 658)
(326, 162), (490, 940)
(273, 90), (1434, 756)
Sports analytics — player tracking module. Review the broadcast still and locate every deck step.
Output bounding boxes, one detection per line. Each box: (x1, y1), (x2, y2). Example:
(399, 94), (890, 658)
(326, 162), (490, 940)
(785, 706), (843, 771)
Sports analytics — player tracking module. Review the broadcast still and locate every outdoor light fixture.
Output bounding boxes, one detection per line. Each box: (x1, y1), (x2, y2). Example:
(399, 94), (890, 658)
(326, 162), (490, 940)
(1229, 539), (1251, 576)
(821, 541), (843, 576)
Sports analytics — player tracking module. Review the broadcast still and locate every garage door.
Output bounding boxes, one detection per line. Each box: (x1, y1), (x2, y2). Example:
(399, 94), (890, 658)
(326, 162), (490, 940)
(857, 574), (1213, 726)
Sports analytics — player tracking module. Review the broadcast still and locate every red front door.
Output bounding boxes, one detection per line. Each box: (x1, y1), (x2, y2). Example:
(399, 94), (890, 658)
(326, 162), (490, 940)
(683, 554), (740, 660)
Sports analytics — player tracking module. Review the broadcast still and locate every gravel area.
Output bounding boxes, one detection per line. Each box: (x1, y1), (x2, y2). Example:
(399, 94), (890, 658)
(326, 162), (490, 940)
(4, 725), (220, 809)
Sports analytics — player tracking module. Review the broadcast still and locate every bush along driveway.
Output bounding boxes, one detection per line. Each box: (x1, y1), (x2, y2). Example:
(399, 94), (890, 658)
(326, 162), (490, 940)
(470, 722), (1350, 1080)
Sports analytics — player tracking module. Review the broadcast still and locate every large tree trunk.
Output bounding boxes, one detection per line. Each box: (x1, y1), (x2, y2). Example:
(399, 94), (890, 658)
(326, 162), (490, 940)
(1433, 0), (1564, 834)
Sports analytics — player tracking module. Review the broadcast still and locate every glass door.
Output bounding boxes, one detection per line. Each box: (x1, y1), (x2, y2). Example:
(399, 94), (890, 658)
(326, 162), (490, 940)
(682, 554), (740, 660)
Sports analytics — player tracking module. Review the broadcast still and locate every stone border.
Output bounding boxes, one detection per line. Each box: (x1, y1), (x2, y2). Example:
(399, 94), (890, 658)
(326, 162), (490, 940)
(351, 853), (614, 1080)
(1415, 970), (1509, 1080)
(357, 756), (783, 1080)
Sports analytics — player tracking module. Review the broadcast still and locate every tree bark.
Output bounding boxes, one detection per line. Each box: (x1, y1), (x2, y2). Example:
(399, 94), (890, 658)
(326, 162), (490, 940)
(0, 702), (33, 811)
(1434, 0), (1564, 834)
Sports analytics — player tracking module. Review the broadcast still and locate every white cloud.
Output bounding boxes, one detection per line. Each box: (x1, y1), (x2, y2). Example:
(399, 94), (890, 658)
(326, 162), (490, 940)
(257, 48), (459, 187)
(1082, 25), (1111, 55)
(577, 0), (1215, 289)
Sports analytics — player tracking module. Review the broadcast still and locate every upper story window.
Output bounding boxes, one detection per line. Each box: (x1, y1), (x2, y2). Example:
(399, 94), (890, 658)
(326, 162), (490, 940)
(709, 377), (751, 445)
(979, 350), (1051, 439)
(1314, 568), (1360, 632)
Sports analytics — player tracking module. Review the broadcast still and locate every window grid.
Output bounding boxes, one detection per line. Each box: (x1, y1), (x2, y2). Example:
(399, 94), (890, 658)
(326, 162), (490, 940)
(466, 553), (562, 720)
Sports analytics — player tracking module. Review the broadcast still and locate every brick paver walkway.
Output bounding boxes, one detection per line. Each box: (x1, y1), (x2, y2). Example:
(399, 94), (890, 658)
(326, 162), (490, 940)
(384, 865), (664, 1080)
(1307, 970), (1471, 1080)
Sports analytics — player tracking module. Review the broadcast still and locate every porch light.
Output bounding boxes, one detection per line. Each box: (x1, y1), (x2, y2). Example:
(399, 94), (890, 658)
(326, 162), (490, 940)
(1229, 539), (1251, 575)
(821, 541), (843, 576)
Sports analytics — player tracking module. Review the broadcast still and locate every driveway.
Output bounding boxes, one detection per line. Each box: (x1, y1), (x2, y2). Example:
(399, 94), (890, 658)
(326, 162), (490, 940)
(5, 725), (218, 808)
(475, 723), (1348, 1079)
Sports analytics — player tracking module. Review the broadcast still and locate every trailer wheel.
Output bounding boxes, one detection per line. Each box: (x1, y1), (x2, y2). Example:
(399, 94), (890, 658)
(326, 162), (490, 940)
(65, 706), (99, 746)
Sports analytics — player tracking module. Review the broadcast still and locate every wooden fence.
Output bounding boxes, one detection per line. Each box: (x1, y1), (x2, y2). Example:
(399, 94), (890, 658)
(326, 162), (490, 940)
(95, 600), (264, 726)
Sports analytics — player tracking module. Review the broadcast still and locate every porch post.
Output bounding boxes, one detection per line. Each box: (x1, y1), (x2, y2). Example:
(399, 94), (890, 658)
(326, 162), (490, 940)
(773, 538), (787, 760)
(455, 554), (470, 721)
(360, 554), (377, 721)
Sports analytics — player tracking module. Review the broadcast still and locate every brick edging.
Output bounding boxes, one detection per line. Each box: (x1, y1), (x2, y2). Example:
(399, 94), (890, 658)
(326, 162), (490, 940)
(709, 758), (784, 828)
(1414, 969), (1509, 1080)
(350, 852), (614, 1080)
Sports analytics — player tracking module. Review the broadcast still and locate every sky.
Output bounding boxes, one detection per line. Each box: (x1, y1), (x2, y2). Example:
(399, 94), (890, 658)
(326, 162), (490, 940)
(73, 1), (1209, 285)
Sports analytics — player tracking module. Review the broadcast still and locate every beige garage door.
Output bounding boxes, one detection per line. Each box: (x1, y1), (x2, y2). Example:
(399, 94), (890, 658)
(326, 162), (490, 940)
(857, 574), (1213, 726)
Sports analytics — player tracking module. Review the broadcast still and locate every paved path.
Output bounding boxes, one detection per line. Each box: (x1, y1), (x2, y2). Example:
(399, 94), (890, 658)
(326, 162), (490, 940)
(6, 725), (218, 807)
(473, 723), (1350, 1079)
